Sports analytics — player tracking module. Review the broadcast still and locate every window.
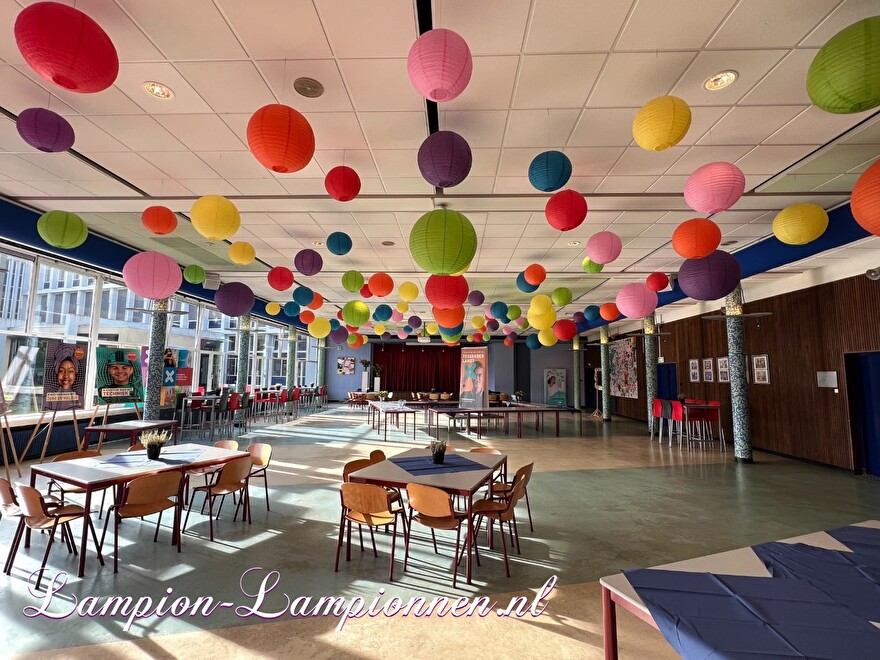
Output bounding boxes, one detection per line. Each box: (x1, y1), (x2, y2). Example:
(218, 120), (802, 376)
(33, 263), (95, 336)
(0, 255), (33, 333)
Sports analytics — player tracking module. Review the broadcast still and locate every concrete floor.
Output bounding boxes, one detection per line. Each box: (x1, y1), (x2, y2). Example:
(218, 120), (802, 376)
(4, 405), (880, 658)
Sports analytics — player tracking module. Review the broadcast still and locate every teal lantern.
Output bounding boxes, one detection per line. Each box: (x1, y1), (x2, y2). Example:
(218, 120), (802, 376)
(183, 264), (206, 284)
(409, 209), (477, 275)
(551, 287), (572, 306)
(342, 300), (370, 327)
(36, 210), (88, 249)
(807, 16), (880, 114)
(341, 270), (364, 292)
(528, 150), (572, 192)
(327, 231), (352, 255)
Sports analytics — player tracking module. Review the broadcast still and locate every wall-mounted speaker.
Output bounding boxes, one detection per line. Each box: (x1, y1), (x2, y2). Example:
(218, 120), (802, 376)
(203, 272), (221, 290)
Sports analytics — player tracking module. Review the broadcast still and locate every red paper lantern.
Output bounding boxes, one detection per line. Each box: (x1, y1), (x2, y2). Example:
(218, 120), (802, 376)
(299, 310), (315, 324)
(646, 272), (669, 292)
(267, 266), (294, 291)
(599, 303), (619, 322)
(553, 319), (578, 341)
(852, 159), (880, 236)
(425, 275), (469, 308)
(433, 305), (465, 328)
(368, 273), (394, 297)
(325, 166), (361, 202)
(336, 310), (344, 321)
(141, 206), (177, 235)
(247, 104), (315, 174)
(545, 189), (587, 231)
(15, 2), (119, 93)
(503, 338), (513, 347)
(672, 218), (722, 259)
(524, 264), (547, 286)
(307, 292), (324, 310)
(360, 284), (374, 299)
(349, 334), (366, 348)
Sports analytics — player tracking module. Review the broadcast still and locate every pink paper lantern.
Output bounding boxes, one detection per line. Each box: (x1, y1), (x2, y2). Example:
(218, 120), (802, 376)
(615, 283), (658, 320)
(407, 28), (472, 102)
(397, 329), (408, 339)
(586, 231), (622, 265)
(684, 162), (745, 214)
(391, 309), (404, 323)
(122, 251), (181, 301)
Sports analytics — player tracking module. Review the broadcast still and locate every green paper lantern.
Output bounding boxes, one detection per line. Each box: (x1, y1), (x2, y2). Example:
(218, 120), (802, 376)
(342, 300), (370, 327)
(582, 257), (604, 274)
(36, 210), (88, 249)
(507, 304), (522, 321)
(807, 16), (880, 114)
(409, 209), (477, 275)
(183, 264), (206, 284)
(341, 270), (364, 292)
(551, 287), (572, 306)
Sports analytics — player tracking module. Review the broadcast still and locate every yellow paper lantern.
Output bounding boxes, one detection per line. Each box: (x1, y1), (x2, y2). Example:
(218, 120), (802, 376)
(399, 281), (419, 302)
(538, 327), (558, 347)
(426, 322), (439, 335)
(396, 301), (409, 313)
(191, 195), (240, 241)
(527, 307), (556, 330)
(374, 322), (386, 335)
(530, 294), (553, 313)
(772, 203), (829, 245)
(471, 315), (484, 329)
(265, 302), (281, 315)
(228, 241), (255, 265)
(308, 317), (331, 339)
(632, 95), (691, 151)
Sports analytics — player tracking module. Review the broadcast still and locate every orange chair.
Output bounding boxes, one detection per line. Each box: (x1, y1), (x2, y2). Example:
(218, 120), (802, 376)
(183, 456), (253, 542)
(246, 443), (273, 511)
(334, 483), (404, 580)
(404, 483), (471, 588)
(47, 450), (111, 518)
(472, 472), (528, 578)
(490, 462), (535, 532)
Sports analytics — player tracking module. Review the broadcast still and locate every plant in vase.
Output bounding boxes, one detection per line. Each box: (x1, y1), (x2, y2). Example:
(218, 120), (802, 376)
(430, 439), (447, 464)
(514, 390), (526, 403)
(141, 429), (171, 460)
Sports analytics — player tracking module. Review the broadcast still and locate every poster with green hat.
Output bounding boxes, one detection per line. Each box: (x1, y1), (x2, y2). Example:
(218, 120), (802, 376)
(95, 346), (143, 404)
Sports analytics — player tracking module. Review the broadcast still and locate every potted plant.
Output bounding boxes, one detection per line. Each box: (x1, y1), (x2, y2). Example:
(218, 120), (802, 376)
(141, 429), (171, 460)
(514, 390), (526, 403)
(359, 359), (371, 391)
(430, 439), (446, 465)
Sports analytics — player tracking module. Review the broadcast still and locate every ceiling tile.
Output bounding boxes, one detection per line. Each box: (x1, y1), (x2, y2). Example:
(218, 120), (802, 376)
(735, 145), (818, 175)
(115, 63), (213, 114)
(764, 106), (875, 146)
(256, 59), (352, 112)
(304, 112), (368, 150)
(665, 146), (755, 175)
(155, 114), (246, 151)
(504, 109), (580, 147)
(437, 0), (531, 54)
(695, 106), (807, 146)
(227, 178), (287, 195)
(566, 147), (626, 176)
(372, 150), (419, 178)
(140, 152), (218, 180)
(595, 176), (659, 193)
(216, 0), (332, 59)
(589, 52), (697, 107)
(442, 111), (508, 148)
(312, 150), (379, 178)
(526, 0), (632, 52)
(738, 49), (820, 106)
(513, 54), (605, 109)
(89, 116), (188, 152)
(708, 0), (839, 48)
(801, 0), (880, 47)
(359, 112), (425, 149)
(445, 56), (519, 110)
(568, 109), (636, 147)
(319, 0), (416, 57)
(608, 146), (687, 176)
(197, 151), (272, 179)
(617, 0), (736, 49)
(176, 62), (276, 114)
(338, 59), (423, 111)
(0, 65), (75, 116)
(670, 50), (788, 106)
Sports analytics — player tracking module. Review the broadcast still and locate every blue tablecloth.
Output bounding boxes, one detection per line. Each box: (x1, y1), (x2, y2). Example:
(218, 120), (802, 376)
(390, 453), (489, 476)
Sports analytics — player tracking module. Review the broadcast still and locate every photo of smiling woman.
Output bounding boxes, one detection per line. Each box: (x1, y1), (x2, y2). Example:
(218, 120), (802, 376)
(42, 341), (87, 411)
(95, 347), (144, 404)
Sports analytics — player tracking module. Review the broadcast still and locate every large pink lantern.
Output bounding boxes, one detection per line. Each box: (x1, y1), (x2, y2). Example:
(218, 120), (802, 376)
(684, 162), (745, 214)
(391, 309), (404, 324)
(407, 28), (472, 102)
(586, 231), (622, 265)
(615, 283), (658, 319)
(122, 251), (181, 300)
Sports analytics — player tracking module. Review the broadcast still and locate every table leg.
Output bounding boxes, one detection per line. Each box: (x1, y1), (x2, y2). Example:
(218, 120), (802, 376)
(466, 494), (474, 584)
(77, 489), (92, 577)
(477, 412), (482, 440)
(384, 413), (388, 442)
(517, 412), (523, 438)
(602, 586), (619, 660)
(411, 413), (415, 442)
(556, 411), (560, 437)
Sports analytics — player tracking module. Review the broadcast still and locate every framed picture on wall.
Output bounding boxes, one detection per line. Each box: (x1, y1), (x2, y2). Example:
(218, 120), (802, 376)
(753, 354), (769, 384)
(702, 358), (714, 383)
(717, 357), (729, 383)
(689, 359), (700, 383)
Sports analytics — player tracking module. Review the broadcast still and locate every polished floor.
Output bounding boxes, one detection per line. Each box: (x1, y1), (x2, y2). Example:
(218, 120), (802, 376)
(3, 404), (880, 658)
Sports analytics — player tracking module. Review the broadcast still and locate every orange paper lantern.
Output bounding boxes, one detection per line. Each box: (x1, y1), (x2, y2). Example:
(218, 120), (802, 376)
(299, 309), (315, 324)
(524, 263), (546, 286)
(247, 104), (315, 174)
(141, 206), (177, 235)
(672, 218), (721, 259)
(433, 305), (465, 328)
(368, 272), (394, 297)
(307, 292), (324, 310)
(852, 159), (880, 236)
(599, 302), (619, 322)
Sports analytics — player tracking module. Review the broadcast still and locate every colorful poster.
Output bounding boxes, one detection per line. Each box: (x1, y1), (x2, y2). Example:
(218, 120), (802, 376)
(459, 346), (488, 409)
(42, 341), (87, 411)
(609, 340), (638, 399)
(143, 346), (193, 405)
(544, 368), (567, 407)
(96, 347), (144, 404)
(337, 356), (355, 375)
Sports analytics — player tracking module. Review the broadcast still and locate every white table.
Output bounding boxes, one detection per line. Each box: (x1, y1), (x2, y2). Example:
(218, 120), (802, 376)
(367, 401), (418, 441)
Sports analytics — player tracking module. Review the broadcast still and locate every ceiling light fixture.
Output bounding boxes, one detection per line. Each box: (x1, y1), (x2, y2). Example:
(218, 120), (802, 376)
(567, 240), (581, 247)
(704, 70), (738, 91)
(143, 81), (174, 100)
(312, 241), (324, 247)
(294, 77), (324, 98)
(381, 241), (395, 246)
(721, 240), (737, 246)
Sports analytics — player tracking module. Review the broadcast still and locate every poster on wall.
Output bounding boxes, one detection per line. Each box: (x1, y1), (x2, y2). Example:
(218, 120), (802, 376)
(703, 357), (714, 383)
(141, 347), (193, 405)
(96, 347), (143, 404)
(459, 346), (488, 409)
(689, 359), (700, 383)
(544, 368), (567, 407)
(609, 340), (638, 399)
(753, 354), (770, 384)
(717, 357), (730, 383)
(337, 357), (355, 375)
(42, 341), (86, 411)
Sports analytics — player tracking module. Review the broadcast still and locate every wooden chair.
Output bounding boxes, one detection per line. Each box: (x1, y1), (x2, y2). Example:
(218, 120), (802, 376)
(335, 483), (404, 580)
(246, 443), (273, 511)
(47, 450), (111, 519)
(0, 478), (67, 575)
(369, 450), (386, 462)
(186, 440), (240, 504)
(183, 456), (253, 542)
(404, 483), (471, 588)
(472, 471), (528, 578)
(490, 462), (535, 532)
(100, 471), (182, 573)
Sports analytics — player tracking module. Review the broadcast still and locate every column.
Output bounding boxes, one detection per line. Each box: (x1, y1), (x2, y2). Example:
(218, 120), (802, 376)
(235, 314), (251, 422)
(643, 313), (658, 434)
(144, 298), (168, 420)
(286, 325), (296, 388)
(572, 335), (582, 410)
(316, 338), (326, 387)
(600, 325), (611, 422)
(725, 286), (753, 463)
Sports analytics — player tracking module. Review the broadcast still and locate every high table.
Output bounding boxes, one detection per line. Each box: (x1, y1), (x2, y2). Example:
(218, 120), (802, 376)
(179, 394), (222, 441)
(29, 442), (248, 577)
(348, 448), (507, 584)
(427, 405), (584, 439)
(367, 401), (417, 442)
(599, 520), (880, 659)
(81, 419), (178, 451)
(682, 402), (724, 450)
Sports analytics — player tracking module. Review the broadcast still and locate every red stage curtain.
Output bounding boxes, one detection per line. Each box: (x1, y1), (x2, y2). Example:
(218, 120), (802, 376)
(371, 345), (461, 393)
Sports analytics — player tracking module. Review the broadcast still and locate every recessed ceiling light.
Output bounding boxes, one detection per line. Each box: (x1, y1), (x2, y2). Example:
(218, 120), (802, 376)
(312, 241), (324, 247)
(144, 81), (174, 100)
(721, 240), (737, 246)
(381, 241), (396, 246)
(567, 240), (581, 247)
(294, 77), (324, 98)
(704, 70), (738, 91)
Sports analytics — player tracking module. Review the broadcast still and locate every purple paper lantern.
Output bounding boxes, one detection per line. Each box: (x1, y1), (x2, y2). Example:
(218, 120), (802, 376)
(418, 130), (472, 188)
(294, 248), (323, 276)
(486, 319), (499, 332)
(214, 282), (255, 316)
(408, 315), (422, 329)
(16, 107), (74, 152)
(328, 327), (350, 345)
(572, 311), (586, 324)
(678, 250), (741, 301)
(381, 331), (392, 341)
(467, 290), (484, 306)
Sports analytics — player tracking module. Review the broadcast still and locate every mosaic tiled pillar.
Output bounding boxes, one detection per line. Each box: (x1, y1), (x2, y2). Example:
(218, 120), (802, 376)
(600, 325), (611, 422)
(725, 286), (753, 463)
(316, 338), (326, 387)
(235, 314), (251, 422)
(144, 298), (168, 420)
(644, 313), (658, 434)
(286, 325), (296, 389)
(572, 335), (582, 410)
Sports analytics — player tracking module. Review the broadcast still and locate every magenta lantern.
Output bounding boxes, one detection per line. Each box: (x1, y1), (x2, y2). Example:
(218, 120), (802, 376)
(418, 131), (472, 188)
(214, 282), (255, 317)
(407, 28), (472, 102)
(586, 231), (622, 265)
(16, 107), (74, 152)
(324, 165), (361, 202)
(545, 189), (587, 231)
(678, 250), (742, 301)
(615, 283), (658, 319)
(294, 249), (323, 276)
(684, 162), (745, 214)
(122, 252), (182, 301)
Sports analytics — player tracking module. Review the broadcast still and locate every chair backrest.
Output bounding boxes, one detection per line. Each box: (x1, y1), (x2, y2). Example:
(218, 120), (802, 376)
(228, 391), (241, 411)
(439, 393), (451, 400)
(495, 472), (529, 522)
(292, 388), (301, 402)
(670, 400), (684, 422)
(0, 477), (16, 507)
(216, 456), (254, 485)
(343, 458), (373, 481)
(320, 385), (327, 396)
(340, 483), (392, 516)
(369, 449), (386, 463)
(652, 398), (663, 417)
(469, 447), (501, 454)
(215, 440), (239, 451)
(124, 472), (182, 506)
(52, 449), (101, 462)
(428, 393), (440, 400)
(406, 483), (454, 518)
(247, 443), (272, 467)
(280, 389), (289, 404)
(513, 462), (535, 488)
(14, 485), (49, 518)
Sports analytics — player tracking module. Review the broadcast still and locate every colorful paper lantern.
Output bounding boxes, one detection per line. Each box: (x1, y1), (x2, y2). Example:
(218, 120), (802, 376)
(525, 334), (541, 350)
(426, 322), (439, 335)
(504, 338), (514, 347)
(294, 249), (323, 276)
(433, 305), (465, 328)
(646, 272), (669, 292)
(191, 195), (240, 241)
(538, 328), (558, 347)
(299, 310), (315, 325)
(268, 266), (294, 291)
(486, 319), (499, 332)
(426, 275), (469, 309)
(348, 334), (366, 348)
(214, 282), (254, 317)
(616, 283), (658, 320)
(632, 95), (691, 151)
(489, 301), (508, 320)
(806, 17), (880, 114)
(324, 166), (361, 202)
(527, 307), (556, 331)
(329, 327), (350, 344)
(284, 301), (301, 317)
(307, 292), (324, 310)
(471, 315), (485, 329)
(772, 204), (829, 245)
(360, 284), (373, 299)
(678, 250), (742, 301)
(524, 264), (547, 286)
(407, 28), (472, 102)
(247, 104), (314, 173)
(530, 294), (552, 312)
(551, 288), (572, 307)
(507, 305), (522, 321)
(582, 257), (604, 274)
(293, 286), (314, 307)
(586, 231), (622, 265)
(409, 209), (477, 275)
(341, 270), (364, 293)
(399, 281), (419, 302)
(368, 272), (394, 297)
(36, 210), (87, 249)
(684, 162), (745, 215)
(516, 272), (539, 293)
(122, 251), (181, 301)
(599, 303), (619, 322)
(553, 319), (577, 341)
(418, 131), (472, 188)
(545, 190), (587, 231)
(327, 231), (353, 256)
(183, 264), (206, 285)
(397, 301), (409, 313)
(373, 304), (393, 322)
(15, 2), (119, 93)
(342, 301), (370, 327)
(408, 316), (422, 329)
(529, 151), (572, 192)
(228, 242), (256, 265)
(467, 290), (484, 306)
(584, 305), (601, 322)
(16, 107), (74, 152)
(851, 160), (880, 236)
(141, 206), (177, 235)
(265, 302), (281, 316)
(672, 218), (722, 259)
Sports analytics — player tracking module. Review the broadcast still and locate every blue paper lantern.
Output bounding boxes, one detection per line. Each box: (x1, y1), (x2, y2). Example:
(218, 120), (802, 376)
(284, 301), (300, 317)
(329, 319), (340, 330)
(293, 286), (314, 306)
(584, 305), (601, 322)
(528, 150), (572, 192)
(327, 231), (353, 255)
(490, 301), (508, 319)
(373, 304), (393, 322)
(516, 272), (539, 293)
(525, 334), (541, 350)
(439, 322), (464, 335)
(403, 325), (413, 333)
(575, 320), (590, 334)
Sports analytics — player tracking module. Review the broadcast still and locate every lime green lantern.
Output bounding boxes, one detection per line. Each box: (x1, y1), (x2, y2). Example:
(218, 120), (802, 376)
(409, 208), (477, 275)
(183, 264), (206, 284)
(36, 210), (88, 249)
(342, 300), (370, 327)
(551, 287), (572, 306)
(341, 270), (364, 293)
